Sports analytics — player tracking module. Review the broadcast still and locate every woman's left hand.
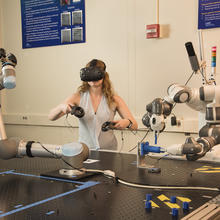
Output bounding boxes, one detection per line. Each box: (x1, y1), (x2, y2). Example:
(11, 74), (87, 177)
(112, 119), (130, 129)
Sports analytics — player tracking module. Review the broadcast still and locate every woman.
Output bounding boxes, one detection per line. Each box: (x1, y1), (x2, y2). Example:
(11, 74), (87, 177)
(48, 59), (138, 150)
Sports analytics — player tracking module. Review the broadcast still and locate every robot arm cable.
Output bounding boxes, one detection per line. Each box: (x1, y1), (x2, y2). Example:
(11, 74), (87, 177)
(37, 142), (84, 172)
(128, 129), (150, 152)
(185, 70), (195, 86)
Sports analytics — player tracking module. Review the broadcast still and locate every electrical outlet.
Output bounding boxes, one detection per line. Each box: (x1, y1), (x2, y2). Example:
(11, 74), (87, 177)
(22, 116), (28, 120)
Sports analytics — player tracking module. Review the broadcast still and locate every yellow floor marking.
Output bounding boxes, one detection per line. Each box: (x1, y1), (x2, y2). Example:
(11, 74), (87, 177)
(158, 194), (191, 209)
(210, 168), (220, 169)
(177, 197), (191, 202)
(196, 168), (211, 171)
(195, 166), (220, 173)
(199, 170), (220, 173)
(158, 194), (169, 201)
(144, 200), (160, 208)
(150, 200), (160, 208)
(196, 167), (220, 171)
(164, 202), (180, 209)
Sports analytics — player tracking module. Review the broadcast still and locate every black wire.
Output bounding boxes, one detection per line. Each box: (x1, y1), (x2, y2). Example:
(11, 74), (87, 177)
(65, 114), (75, 128)
(128, 130), (149, 152)
(199, 69), (217, 85)
(169, 70), (195, 113)
(130, 129), (138, 135)
(199, 69), (206, 82)
(37, 142), (83, 172)
(146, 153), (169, 165)
(119, 131), (124, 153)
(184, 70), (195, 86)
(37, 142), (59, 159)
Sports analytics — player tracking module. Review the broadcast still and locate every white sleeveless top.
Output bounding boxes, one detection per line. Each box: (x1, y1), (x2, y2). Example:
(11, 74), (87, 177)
(78, 91), (118, 150)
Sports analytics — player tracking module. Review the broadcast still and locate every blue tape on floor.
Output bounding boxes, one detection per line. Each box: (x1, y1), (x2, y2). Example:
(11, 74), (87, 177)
(14, 205), (23, 208)
(7, 170), (85, 184)
(46, 210), (55, 215)
(0, 170), (15, 175)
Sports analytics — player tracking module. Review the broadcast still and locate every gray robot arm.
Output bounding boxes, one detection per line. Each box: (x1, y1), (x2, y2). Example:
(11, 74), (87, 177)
(0, 138), (89, 169)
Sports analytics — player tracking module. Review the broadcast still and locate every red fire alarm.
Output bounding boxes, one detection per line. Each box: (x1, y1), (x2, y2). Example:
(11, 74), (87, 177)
(146, 24), (160, 39)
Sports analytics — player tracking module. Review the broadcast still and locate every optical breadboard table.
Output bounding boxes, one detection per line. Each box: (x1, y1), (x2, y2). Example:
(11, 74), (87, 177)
(0, 150), (219, 219)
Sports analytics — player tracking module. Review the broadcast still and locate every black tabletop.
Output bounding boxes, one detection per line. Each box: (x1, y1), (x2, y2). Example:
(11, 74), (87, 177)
(0, 150), (219, 220)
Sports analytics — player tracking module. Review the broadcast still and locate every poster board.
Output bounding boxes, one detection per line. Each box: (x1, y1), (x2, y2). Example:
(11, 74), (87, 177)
(20, 0), (86, 49)
(198, 0), (220, 29)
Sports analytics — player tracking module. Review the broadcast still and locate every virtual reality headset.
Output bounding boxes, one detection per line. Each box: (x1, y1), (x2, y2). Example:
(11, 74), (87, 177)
(80, 66), (105, 82)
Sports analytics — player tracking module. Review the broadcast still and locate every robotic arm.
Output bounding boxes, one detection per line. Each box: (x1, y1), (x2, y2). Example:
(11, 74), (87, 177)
(142, 83), (220, 161)
(0, 48), (17, 89)
(0, 49), (89, 174)
(0, 139), (89, 169)
(142, 84), (192, 133)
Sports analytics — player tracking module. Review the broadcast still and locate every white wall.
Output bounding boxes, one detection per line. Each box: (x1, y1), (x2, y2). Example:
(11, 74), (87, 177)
(1, 0), (220, 152)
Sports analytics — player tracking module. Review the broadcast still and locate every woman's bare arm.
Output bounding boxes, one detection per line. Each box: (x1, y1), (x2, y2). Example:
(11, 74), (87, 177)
(48, 92), (80, 121)
(112, 95), (138, 130)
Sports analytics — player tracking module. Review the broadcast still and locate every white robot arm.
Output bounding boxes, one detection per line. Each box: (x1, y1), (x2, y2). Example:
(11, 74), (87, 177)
(142, 83), (220, 161)
(0, 48), (17, 89)
(142, 84), (193, 133)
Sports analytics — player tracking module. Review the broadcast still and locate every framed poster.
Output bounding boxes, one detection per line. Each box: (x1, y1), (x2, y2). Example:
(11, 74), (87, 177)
(198, 0), (220, 29)
(20, 0), (86, 48)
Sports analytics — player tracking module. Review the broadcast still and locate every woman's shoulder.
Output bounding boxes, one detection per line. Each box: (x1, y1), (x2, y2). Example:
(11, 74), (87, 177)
(65, 92), (81, 105)
(113, 95), (123, 103)
(79, 90), (89, 98)
(72, 91), (81, 99)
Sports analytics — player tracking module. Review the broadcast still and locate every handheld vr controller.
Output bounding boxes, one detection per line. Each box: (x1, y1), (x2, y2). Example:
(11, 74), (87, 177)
(70, 106), (85, 118)
(101, 121), (116, 132)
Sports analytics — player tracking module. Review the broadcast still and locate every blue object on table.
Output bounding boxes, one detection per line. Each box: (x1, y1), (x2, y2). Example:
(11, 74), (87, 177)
(140, 142), (165, 156)
(146, 194), (152, 201)
(170, 196), (176, 203)
(183, 202), (189, 210)
(145, 201), (152, 209)
(172, 208), (178, 216)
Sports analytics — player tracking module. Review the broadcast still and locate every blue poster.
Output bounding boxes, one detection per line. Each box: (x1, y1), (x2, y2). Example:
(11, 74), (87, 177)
(198, 0), (220, 29)
(20, 0), (86, 49)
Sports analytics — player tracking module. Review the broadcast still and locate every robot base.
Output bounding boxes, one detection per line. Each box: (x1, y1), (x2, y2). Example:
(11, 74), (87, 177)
(41, 169), (99, 181)
(137, 143), (161, 173)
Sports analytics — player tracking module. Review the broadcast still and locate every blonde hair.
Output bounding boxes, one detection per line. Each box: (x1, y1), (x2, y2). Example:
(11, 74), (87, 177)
(77, 59), (115, 108)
